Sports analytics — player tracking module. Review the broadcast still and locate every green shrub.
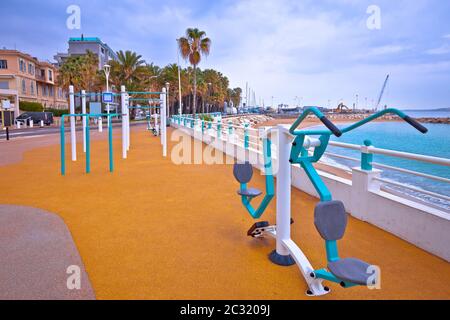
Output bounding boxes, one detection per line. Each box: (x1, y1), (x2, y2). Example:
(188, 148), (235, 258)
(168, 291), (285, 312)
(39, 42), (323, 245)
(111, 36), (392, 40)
(19, 101), (44, 112)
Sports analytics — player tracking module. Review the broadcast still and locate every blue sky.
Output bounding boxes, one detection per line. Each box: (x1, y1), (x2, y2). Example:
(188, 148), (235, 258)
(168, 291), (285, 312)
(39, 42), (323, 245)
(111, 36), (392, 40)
(1, 0), (449, 109)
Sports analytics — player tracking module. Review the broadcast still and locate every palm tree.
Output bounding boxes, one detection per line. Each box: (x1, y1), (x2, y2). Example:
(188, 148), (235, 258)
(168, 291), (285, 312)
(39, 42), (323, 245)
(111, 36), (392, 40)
(178, 28), (211, 115)
(109, 50), (146, 89)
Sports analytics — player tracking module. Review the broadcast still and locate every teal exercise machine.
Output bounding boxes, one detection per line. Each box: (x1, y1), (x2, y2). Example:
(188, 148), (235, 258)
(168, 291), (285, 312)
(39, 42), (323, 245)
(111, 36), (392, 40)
(60, 113), (118, 175)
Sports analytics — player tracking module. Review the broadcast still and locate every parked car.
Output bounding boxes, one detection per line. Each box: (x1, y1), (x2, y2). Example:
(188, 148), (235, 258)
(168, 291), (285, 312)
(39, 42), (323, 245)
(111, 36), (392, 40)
(15, 112), (54, 126)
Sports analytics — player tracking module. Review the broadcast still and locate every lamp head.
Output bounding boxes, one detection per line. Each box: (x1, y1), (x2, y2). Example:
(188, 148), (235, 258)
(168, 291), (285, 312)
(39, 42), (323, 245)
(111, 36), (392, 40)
(103, 64), (111, 76)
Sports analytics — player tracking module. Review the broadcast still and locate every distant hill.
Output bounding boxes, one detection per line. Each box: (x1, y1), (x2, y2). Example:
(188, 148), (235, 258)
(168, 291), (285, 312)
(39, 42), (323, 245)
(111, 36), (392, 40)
(402, 107), (450, 112)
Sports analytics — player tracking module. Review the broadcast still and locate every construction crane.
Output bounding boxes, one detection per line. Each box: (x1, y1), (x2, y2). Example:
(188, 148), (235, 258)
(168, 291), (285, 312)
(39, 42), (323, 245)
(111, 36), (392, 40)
(335, 101), (350, 113)
(375, 74), (390, 111)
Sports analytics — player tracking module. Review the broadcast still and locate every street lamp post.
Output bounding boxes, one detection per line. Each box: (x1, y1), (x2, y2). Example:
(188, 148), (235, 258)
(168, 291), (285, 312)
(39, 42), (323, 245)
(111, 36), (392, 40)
(103, 64), (111, 127)
(165, 82), (170, 118)
(176, 39), (183, 117)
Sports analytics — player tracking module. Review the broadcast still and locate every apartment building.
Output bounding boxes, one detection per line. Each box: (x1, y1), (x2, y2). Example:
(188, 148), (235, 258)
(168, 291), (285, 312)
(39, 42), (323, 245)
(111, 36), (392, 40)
(54, 36), (117, 70)
(0, 49), (68, 116)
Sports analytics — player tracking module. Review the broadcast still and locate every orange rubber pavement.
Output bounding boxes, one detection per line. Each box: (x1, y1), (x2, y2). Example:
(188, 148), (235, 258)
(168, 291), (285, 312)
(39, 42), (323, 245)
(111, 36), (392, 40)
(0, 128), (449, 299)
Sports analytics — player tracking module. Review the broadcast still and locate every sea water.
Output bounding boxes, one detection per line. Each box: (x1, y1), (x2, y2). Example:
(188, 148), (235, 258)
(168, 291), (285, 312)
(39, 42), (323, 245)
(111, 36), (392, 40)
(322, 122), (450, 210)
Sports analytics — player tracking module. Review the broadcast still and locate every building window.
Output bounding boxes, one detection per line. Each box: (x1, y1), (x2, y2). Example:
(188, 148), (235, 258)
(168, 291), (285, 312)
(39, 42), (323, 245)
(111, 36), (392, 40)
(41, 69), (45, 79)
(43, 85), (48, 96)
(0, 60), (7, 69)
(28, 63), (35, 75)
(49, 86), (54, 97)
(0, 81), (9, 89)
(22, 79), (26, 94)
(48, 70), (53, 81)
(31, 82), (35, 95)
(36, 83), (39, 96)
(19, 59), (27, 72)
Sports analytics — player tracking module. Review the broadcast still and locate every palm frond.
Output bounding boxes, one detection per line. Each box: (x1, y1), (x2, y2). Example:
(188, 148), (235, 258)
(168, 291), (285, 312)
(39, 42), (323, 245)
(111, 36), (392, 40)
(200, 38), (211, 56)
(178, 37), (191, 59)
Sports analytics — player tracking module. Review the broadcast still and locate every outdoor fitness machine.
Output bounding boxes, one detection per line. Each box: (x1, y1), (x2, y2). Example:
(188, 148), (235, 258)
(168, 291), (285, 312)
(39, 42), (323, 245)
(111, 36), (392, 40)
(234, 107), (428, 296)
(124, 89), (167, 158)
(127, 101), (161, 137)
(60, 85), (167, 175)
(60, 113), (117, 175)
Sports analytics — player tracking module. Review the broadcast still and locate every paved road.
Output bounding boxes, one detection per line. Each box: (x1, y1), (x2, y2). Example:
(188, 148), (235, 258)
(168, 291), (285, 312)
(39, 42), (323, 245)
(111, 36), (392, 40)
(0, 122), (147, 140)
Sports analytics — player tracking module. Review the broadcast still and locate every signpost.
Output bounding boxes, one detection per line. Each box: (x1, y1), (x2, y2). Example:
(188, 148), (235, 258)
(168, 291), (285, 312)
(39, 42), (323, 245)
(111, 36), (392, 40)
(102, 92), (114, 104)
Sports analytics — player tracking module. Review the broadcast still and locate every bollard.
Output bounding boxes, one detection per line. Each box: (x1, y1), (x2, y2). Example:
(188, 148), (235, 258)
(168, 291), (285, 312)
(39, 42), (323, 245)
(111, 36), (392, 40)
(40, 120), (44, 128)
(6, 127), (10, 141)
(17, 122), (21, 129)
(99, 118), (103, 132)
(361, 140), (373, 171)
(244, 123), (249, 149)
(29, 120), (34, 128)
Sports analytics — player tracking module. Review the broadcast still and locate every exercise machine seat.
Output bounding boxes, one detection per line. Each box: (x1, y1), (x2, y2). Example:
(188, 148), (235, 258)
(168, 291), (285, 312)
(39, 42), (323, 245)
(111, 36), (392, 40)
(328, 258), (373, 286)
(233, 162), (253, 184)
(238, 188), (263, 198)
(315, 200), (374, 286)
(314, 201), (347, 240)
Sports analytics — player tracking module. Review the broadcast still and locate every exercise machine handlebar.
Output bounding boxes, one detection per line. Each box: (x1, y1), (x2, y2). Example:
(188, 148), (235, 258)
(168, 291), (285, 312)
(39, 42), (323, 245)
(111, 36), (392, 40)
(339, 108), (428, 134)
(403, 115), (428, 134)
(289, 107), (342, 137)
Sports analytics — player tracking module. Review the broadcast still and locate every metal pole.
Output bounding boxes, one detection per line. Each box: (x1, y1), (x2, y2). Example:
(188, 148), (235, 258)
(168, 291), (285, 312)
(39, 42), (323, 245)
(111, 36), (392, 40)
(121, 85), (127, 159)
(105, 69), (110, 126)
(60, 117), (65, 175)
(126, 94), (130, 151)
(69, 85), (77, 161)
(161, 88), (167, 157)
(166, 83), (170, 118)
(6, 127), (9, 141)
(108, 116), (114, 172)
(86, 116), (90, 174)
(274, 126), (292, 258)
(81, 90), (87, 153)
(177, 40), (183, 117)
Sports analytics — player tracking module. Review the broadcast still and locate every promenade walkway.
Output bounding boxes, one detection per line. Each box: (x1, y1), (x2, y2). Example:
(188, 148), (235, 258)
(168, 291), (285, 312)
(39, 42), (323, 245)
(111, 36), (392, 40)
(0, 128), (449, 299)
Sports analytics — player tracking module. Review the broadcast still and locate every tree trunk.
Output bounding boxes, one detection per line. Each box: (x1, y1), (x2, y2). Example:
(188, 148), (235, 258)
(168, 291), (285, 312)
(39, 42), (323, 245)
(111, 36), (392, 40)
(193, 65), (197, 115)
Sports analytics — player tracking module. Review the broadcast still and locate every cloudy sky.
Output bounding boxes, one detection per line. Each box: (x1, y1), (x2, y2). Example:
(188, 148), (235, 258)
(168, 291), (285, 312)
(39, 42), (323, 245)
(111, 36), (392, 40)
(1, 0), (449, 109)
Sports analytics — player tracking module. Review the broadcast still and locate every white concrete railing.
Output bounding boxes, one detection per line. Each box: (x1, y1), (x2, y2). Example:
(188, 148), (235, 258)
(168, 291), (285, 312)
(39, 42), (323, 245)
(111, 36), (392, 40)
(171, 117), (450, 262)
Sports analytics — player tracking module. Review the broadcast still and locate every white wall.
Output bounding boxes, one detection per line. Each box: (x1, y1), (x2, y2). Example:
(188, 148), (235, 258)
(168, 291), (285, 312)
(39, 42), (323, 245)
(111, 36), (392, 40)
(172, 121), (450, 262)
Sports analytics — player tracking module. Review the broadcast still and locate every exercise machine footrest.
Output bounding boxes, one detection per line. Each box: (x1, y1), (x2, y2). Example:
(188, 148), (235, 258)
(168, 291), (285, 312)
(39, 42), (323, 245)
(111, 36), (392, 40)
(247, 221), (270, 237)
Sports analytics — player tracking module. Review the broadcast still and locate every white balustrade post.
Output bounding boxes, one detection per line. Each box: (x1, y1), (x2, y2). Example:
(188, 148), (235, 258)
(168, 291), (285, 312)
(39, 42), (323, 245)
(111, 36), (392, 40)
(350, 167), (382, 221)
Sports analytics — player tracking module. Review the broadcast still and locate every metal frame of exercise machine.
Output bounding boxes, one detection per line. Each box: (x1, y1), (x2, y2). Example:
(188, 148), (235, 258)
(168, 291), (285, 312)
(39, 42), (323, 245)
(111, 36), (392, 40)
(234, 107), (428, 296)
